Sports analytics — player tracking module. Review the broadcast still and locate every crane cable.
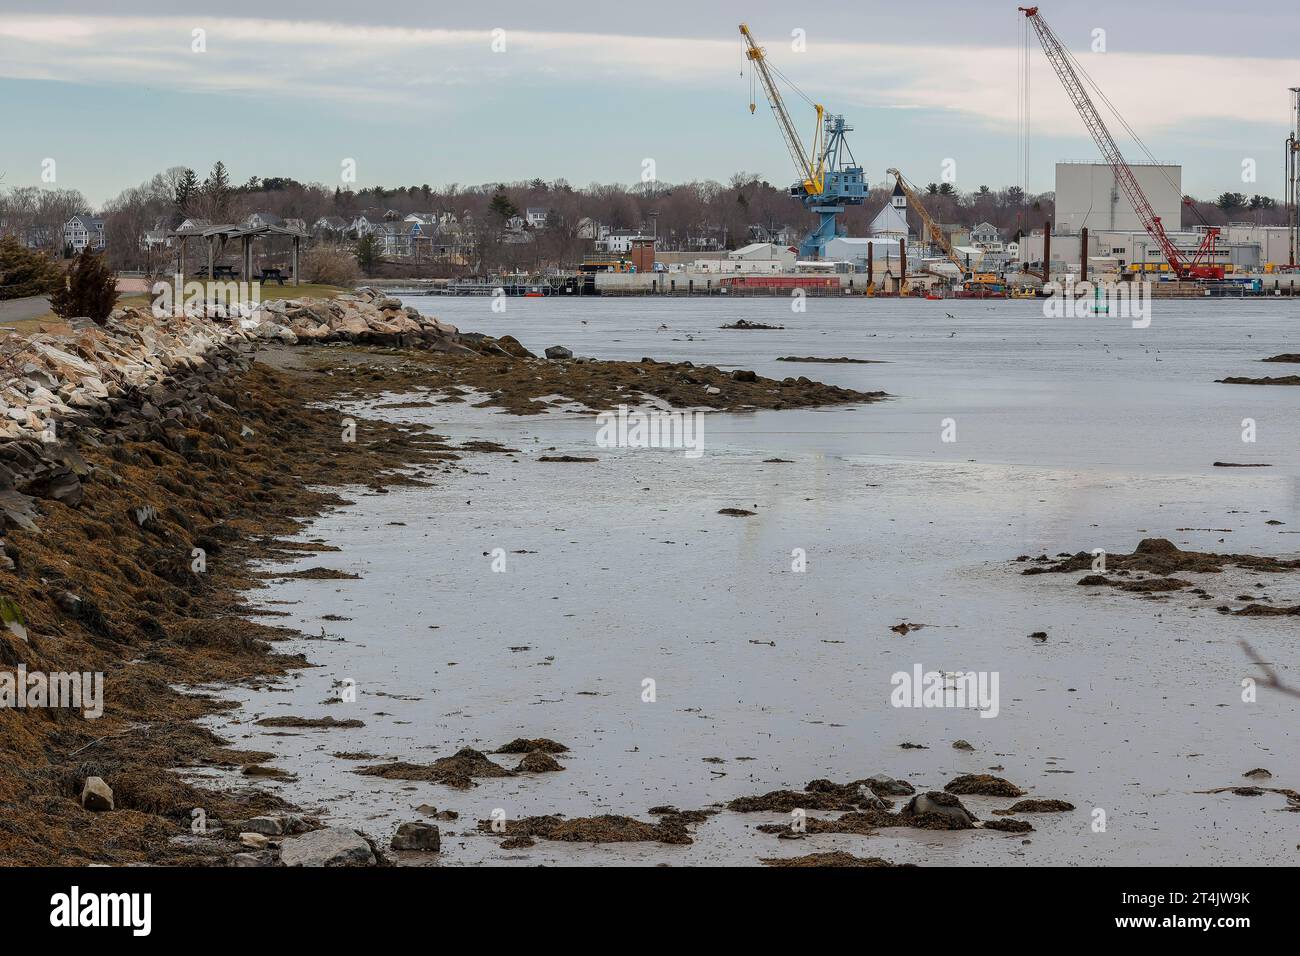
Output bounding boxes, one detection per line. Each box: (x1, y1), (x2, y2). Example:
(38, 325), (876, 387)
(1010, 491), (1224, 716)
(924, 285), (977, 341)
(1048, 20), (1210, 227)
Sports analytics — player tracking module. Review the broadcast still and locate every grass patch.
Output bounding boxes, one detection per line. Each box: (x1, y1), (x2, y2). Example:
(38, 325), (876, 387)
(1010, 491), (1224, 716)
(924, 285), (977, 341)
(9, 283), (351, 332)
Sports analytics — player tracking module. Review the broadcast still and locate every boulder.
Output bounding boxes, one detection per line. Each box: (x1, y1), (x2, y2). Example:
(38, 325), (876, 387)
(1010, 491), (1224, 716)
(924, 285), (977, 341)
(242, 815), (285, 836)
(279, 827), (376, 867)
(544, 345), (573, 360)
(80, 776), (114, 811)
(904, 791), (976, 828)
(497, 336), (535, 359)
(516, 751), (564, 773)
(865, 773), (915, 797)
(390, 822), (441, 852)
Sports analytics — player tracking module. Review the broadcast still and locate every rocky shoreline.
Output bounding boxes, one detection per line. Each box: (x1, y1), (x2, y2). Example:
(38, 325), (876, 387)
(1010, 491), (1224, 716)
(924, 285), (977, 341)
(0, 290), (887, 865)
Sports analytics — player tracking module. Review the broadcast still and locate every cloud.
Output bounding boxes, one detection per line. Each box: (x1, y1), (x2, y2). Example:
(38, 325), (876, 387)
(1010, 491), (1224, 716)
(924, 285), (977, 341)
(0, 13), (1294, 140)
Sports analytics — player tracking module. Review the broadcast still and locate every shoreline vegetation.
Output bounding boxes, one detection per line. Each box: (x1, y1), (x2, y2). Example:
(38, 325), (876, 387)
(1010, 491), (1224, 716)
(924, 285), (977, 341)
(0, 290), (883, 865)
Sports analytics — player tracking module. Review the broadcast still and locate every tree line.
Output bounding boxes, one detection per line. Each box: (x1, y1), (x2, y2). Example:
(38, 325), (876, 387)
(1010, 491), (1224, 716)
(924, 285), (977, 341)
(3, 159), (1294, 276)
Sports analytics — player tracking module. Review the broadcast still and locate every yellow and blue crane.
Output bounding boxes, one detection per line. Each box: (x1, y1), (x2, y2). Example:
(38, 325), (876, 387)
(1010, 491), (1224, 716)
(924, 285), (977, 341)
(740, 23), (865, 259)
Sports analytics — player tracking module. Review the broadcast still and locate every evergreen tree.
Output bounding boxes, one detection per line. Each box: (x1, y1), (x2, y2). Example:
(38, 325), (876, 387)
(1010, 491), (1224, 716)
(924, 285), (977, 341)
(489, 189), (519, 223)
(203, 161), (234, 220)
(174, 168), (199, 217)
(50, 246), (117, 326)
(356, 235), (381, 274)
(0, 236), (63, 301)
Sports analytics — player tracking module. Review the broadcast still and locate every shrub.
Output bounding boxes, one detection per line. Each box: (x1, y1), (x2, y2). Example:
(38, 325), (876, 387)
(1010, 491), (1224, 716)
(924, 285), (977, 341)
(0, 237), (63, 301)
(50, 246), (117, 326)
(355, 235), (382, 274)
(301, 246), (359, 287)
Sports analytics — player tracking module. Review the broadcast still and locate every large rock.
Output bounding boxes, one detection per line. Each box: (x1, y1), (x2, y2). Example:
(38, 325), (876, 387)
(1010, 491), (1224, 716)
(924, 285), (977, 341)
(904, 791), (976, 828)
(497, 336), (535, 359)
(390, 822), (441, 852)
(241, 815), (284, 836)
(544, 345), (573, 360)
(80, 776), (114, 811)
(865, 773), (915, 797)
(279, 826), (376, 867)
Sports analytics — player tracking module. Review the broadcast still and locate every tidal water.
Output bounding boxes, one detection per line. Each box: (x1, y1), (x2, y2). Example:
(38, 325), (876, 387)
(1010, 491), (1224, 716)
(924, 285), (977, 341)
(195, 296), (1299, 866)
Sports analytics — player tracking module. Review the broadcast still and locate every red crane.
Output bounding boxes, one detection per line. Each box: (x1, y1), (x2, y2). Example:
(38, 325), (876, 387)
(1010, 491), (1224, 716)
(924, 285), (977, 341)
(1019, 6), (1224, 280)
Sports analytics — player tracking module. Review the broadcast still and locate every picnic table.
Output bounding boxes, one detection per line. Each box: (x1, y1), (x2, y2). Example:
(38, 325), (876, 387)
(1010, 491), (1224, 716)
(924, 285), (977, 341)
(256, 268), (287, 286)
(212, 265), (240, 280)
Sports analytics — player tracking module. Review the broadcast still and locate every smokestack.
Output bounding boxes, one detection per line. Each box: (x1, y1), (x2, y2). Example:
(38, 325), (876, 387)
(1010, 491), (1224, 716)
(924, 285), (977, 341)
(1042, 220), (1052, 283)
(1079, 226), (1088, 282)
(899, 238), (907, 294)
(866, 241), (874, 292)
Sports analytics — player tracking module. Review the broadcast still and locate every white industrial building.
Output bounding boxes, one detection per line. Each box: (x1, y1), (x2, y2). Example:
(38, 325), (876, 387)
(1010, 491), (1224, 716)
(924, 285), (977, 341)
(1019, 223), (1284, 276)
(1054, 161), (1183, 235)
(1015, 160), (1288, 275)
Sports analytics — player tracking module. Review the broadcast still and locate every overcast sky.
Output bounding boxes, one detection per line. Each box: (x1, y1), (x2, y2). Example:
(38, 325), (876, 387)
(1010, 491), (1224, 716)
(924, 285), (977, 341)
(2, 0), (1297, 206)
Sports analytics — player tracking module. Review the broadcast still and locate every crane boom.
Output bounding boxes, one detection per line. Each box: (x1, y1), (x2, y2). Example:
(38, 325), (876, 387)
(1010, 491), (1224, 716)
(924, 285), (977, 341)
(887, 169), (973, 277)
(740, 23), (824, 195)
(1019, 6), (1222, 280)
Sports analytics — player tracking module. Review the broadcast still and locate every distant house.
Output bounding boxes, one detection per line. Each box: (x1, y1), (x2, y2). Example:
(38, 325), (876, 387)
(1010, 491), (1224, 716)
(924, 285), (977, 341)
(375, 221), (416, 257)
(242, 212), (283, 229)
(969, 221), (1003, 251)
(748, 223), (798, 247)
(602, 230), (643, 254)
(175, 218), (213, 234)
(350, 216), (377, 238)
(143, 227), (172, 249)
(407, 218), (437, 239)
(65, 214), (105, 252)
(685, 234), (723, 252)
(313, 215), (349, 238)
(282, 218), (307, 234)
(525, 207), (549, 229)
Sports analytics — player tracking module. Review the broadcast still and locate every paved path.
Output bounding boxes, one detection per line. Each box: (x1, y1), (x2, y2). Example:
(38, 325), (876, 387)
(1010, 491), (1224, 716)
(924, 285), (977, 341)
(0, 296), (50, 325)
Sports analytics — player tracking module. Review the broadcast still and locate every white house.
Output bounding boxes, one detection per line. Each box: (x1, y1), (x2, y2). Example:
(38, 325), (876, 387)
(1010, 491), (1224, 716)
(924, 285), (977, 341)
(350, 215), (377, 237)
(242, 212), (283, 229)
(525, 207), (549, 229)
(313, 215), (349, 237)
(64, 214), (105, 252)
(602, 230), (647, 254)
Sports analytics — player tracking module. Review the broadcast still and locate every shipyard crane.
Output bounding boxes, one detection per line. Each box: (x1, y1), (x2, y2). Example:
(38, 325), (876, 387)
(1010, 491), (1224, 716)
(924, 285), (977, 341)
(740, 23), (865, 259)
(1019, 6), (1224, 280)
(887, 168), (980, 281)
